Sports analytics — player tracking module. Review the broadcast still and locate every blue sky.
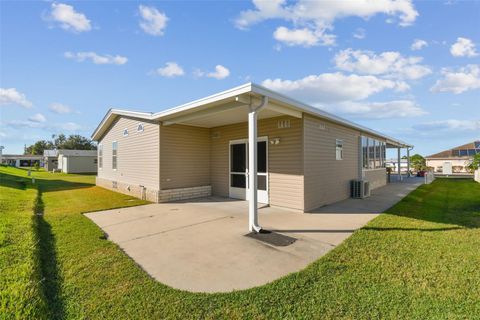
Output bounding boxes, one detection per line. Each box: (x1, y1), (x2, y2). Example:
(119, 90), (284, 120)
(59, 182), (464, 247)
(1, 0), (479, 157)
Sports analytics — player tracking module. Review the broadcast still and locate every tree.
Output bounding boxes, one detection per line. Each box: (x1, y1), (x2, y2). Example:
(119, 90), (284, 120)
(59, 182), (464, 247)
(409, 154), (427, 172)
(25, 134), (96, 155)
(54, 134), (96, 150)
(25, 140), (54, 155)
(466, 153), (480, 173)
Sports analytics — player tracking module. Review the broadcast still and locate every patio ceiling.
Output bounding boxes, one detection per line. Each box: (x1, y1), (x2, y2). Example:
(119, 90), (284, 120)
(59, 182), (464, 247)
(161, 95), (302, 128)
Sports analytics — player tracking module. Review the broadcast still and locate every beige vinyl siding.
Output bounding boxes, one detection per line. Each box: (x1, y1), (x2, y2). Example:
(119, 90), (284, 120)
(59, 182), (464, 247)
(63, 156), (97, 173)
(97, 116), (160, 189)
(303, 114), (359, 211)
(159, 124), (210, 189)
(210, 116), (304, 211)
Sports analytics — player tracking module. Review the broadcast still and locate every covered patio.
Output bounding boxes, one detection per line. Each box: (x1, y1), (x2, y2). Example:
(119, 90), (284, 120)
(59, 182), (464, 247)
(85, 177), (423, 293)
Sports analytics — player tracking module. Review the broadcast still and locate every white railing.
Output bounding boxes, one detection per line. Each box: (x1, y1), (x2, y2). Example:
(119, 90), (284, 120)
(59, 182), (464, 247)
(424, 171), (435, 184)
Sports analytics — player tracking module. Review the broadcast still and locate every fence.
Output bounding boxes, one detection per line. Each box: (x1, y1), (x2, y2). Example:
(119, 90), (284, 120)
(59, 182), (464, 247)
(424, 171), (435, 184)
(475, 170), (480, 183)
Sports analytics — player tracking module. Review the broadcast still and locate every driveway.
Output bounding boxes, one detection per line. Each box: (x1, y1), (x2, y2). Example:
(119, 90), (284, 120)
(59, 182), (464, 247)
(85, 178), (423, 293)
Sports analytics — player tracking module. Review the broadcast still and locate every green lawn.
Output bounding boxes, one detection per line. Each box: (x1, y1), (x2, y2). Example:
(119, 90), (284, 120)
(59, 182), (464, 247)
(1, 166), (479, 319)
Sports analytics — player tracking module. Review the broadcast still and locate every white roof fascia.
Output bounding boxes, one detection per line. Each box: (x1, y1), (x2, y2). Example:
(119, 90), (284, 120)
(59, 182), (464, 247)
(250, 83), (412, 148)
(91, 82), (412, 148)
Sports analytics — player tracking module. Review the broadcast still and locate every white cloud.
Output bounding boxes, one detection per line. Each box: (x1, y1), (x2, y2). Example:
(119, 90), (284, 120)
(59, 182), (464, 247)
(60, 122), (83, 131)
(207, 65), (230, 79)
(450, 37), (478, 57)
(0, 88), (33, 108)
(412, 119), (480, 131)
(431, 64), (480, 94)
(154, 62), (185, 77)
(48, 3), (91, 32)
(333, 48), (432, 80)
(6, 120), (83, 131)
(49, 103), (73, 114)
(235, 0), (418, 46)
(138, 5), (168, 36)
(353, 28), (366, 40)
(273, 27), (319, 47)
(411, 39), (428, 50)
(262, 72), (405, 104)
(64, 51), (127, 65)
(28, 113), (46, 123)
(323, 100), (427, 119)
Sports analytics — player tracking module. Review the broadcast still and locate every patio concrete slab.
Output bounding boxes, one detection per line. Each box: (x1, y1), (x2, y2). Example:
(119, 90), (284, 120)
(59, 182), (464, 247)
(85, 178), (423, 293)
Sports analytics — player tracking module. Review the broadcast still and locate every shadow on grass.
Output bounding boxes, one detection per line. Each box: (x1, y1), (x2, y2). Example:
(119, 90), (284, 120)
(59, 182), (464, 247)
(0, 172), (92, 192)
(362, 226), (463, 232)
(33, 187), (65, 319)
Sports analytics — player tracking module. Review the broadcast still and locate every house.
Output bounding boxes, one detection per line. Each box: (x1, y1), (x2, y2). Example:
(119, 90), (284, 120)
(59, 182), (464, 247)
(43, 149), (59, 171)
(385, 159), (409, 173)
(53, 150), (98, 173)
(426, 141), (480, 174)
(1, 154), (43, 167)
(91, 83), (411, 230)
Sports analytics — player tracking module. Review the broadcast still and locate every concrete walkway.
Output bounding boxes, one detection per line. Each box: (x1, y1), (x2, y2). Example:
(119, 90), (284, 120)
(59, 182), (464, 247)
(85, 178), (423, 293)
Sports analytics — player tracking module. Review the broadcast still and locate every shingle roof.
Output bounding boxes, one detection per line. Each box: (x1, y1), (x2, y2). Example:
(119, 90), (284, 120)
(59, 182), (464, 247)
(426, 141), (480, 158)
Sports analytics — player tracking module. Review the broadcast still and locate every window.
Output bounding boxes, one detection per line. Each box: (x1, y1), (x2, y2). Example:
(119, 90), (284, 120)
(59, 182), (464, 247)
(368, 138), (375, 169)
(98, 145), (103, 169)
(362, 136), (368, 169)
(112, 142), (118, 170)
(362, 136), (386, 169)
(137, 123), (144, 132)
(123, 128), (129, 137)
(336, 139), (343, 160)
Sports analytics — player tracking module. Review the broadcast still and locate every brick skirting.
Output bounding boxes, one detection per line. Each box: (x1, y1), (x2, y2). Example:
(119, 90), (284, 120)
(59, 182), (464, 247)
(159, 185), (212, 202)
(96, 177), (211, 203)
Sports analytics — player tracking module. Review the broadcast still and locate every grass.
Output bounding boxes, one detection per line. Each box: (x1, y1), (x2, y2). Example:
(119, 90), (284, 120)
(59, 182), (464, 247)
(1, 166), (479, 319)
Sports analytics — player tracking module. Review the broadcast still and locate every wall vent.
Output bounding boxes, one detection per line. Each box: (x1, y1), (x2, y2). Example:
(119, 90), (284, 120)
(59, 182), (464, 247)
(112, 181), (118, 189)
(278, 119), (290, 129)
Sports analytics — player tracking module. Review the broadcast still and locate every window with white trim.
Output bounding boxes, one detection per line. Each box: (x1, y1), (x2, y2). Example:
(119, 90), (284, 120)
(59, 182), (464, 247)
(361, 136), (386, 169)
(112, 141), (118, 170)
(137, 123), (144, 132)
(336, 139), (343, 160)
(98, 144), (103, 169)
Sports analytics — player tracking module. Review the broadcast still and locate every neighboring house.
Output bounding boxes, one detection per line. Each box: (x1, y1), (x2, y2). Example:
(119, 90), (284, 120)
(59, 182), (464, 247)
(426, 141), (480, 174)
(53, 150), (98, 174)
(43, 149), (59, 171)
(91, 83), (411, 213)
(1, 154), (43, 167)
(385, 159), (409, 173)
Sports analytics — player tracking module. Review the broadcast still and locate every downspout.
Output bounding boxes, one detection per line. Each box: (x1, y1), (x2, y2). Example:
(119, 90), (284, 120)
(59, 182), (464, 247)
(248, 96), (268, 233)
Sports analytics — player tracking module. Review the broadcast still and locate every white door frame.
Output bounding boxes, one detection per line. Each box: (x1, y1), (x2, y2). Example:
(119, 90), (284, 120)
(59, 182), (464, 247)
(229, 136), (269, 204)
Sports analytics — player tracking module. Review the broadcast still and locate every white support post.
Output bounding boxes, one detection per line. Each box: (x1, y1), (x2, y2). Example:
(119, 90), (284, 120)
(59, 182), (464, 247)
(248, 111), (259, 232)
(248, 96), (268, 233)
(397, 147), (402, 181)
(407, 148), (411, 178)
